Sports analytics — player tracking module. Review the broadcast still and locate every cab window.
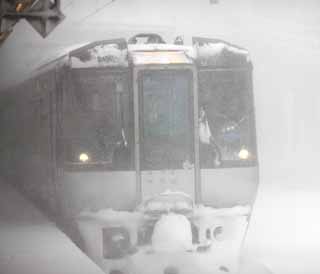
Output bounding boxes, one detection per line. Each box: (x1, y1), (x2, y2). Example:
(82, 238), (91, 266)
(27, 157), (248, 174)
(60, 69), (133, 170)
(199, 69), (257, 168)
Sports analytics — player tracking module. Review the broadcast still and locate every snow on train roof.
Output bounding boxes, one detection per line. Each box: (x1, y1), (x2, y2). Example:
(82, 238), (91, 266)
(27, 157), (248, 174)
(70, 42), (195, 68)
(70, 42), (129, 68)
(36, 42), (90, 71)
(195, 41), (250, 67)
(37, 39), (250, 71)
(68, 41), (250, 68)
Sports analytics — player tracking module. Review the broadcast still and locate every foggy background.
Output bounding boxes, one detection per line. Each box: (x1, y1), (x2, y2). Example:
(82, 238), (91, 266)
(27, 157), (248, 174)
(1, 0), (320, 273)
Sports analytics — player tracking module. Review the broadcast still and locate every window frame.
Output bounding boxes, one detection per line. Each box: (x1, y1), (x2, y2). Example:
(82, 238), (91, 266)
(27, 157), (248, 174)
(198, 67), (258, 168)
(137, 68), (195, 170)
(59, 67), (134, 171)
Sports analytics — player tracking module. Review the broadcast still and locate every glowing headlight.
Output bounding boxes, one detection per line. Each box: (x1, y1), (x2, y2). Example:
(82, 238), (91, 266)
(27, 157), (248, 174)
(79, 153), (89, 162)
(238, 148), (249, 160)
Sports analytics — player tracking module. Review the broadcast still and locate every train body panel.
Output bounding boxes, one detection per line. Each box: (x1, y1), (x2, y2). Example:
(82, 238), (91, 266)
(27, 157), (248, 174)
(0, 68), (59, 215)
(57, 171), (137, 217)
(201, 166), (258, 207)
(141, 169), (195, 201)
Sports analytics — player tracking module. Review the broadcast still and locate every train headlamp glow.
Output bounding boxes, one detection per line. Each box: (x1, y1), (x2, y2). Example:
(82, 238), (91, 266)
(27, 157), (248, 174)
(238, 148), (249, 160)
(79, 153), (89, 162)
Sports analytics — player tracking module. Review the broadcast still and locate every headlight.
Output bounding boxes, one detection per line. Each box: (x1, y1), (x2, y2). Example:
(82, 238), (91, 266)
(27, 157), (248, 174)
(238, 148), (249, 160)
(79, 153), (89, 162)
(102, 227), (131, 259)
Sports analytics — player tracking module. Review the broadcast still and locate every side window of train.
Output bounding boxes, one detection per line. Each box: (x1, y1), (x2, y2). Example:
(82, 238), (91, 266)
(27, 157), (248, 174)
(0, 106), (17, 166)
(198, 69), (257, 168)
(62, 69), (133, 170)
(29, 79), (50, 156)
(31, 98), (42, 154)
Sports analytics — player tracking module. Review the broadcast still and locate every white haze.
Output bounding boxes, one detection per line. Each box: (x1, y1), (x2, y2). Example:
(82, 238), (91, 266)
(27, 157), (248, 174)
(1, 0), (320, 273)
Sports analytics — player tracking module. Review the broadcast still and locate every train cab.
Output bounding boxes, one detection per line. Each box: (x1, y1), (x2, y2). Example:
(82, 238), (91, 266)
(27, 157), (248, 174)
(0, 33), (266, 274)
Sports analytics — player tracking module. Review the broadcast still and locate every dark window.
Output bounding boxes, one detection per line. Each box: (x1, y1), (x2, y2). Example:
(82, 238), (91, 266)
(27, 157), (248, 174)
(199, 69), (257, 168)
(140, 70), (194, 170)
(61, 69), (133, 170)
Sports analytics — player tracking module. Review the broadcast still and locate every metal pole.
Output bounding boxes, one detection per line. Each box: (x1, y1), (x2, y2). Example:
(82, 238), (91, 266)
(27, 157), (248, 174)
(133, 68), (142, 205)
(193, 67), (201, 203)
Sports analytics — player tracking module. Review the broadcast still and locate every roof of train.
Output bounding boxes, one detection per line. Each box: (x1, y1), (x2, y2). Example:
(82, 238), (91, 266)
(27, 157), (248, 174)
(1, 37), (251, 94)
(36, 38), (250, 73)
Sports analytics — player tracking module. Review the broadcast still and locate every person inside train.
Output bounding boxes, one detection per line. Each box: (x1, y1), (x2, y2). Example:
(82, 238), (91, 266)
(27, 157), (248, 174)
(199, 106), (222, 167)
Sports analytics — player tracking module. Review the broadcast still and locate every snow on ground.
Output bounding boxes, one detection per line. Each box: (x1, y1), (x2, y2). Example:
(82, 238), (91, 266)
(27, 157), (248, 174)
(243, 176), (320, 274)
(0, 180), (105, 274)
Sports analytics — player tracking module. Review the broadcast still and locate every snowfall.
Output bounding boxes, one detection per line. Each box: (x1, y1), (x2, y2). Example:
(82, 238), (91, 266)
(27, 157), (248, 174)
(1, 0), (320, 274)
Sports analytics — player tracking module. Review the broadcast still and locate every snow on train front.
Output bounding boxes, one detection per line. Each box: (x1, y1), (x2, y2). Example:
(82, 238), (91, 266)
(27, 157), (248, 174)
(77, 190), (252, 274)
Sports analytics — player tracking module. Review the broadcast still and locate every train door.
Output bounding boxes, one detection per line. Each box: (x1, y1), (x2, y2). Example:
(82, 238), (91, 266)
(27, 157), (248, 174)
(133, 66), (200, 202)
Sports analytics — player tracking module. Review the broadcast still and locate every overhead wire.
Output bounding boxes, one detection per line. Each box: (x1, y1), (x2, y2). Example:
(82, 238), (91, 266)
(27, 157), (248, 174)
(77, 0), (117, 23)
(62, 0), (74, 10)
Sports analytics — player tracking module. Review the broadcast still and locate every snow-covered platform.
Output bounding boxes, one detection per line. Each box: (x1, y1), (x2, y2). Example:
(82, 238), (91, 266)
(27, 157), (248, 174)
(0, 179), (105, 274)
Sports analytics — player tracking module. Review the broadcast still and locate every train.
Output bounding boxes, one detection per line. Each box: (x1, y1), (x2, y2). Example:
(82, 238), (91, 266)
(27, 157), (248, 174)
(0, 33), (268, 274)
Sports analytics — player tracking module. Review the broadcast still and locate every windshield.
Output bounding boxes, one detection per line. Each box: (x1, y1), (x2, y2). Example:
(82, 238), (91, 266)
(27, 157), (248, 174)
(60, 69), (133, 170)
(140, 70), (194, 170)
(199, 69), (257, 168)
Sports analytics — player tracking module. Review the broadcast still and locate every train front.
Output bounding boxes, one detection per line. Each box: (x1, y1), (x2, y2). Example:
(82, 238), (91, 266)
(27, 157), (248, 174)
(60, 35), (268, 274)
